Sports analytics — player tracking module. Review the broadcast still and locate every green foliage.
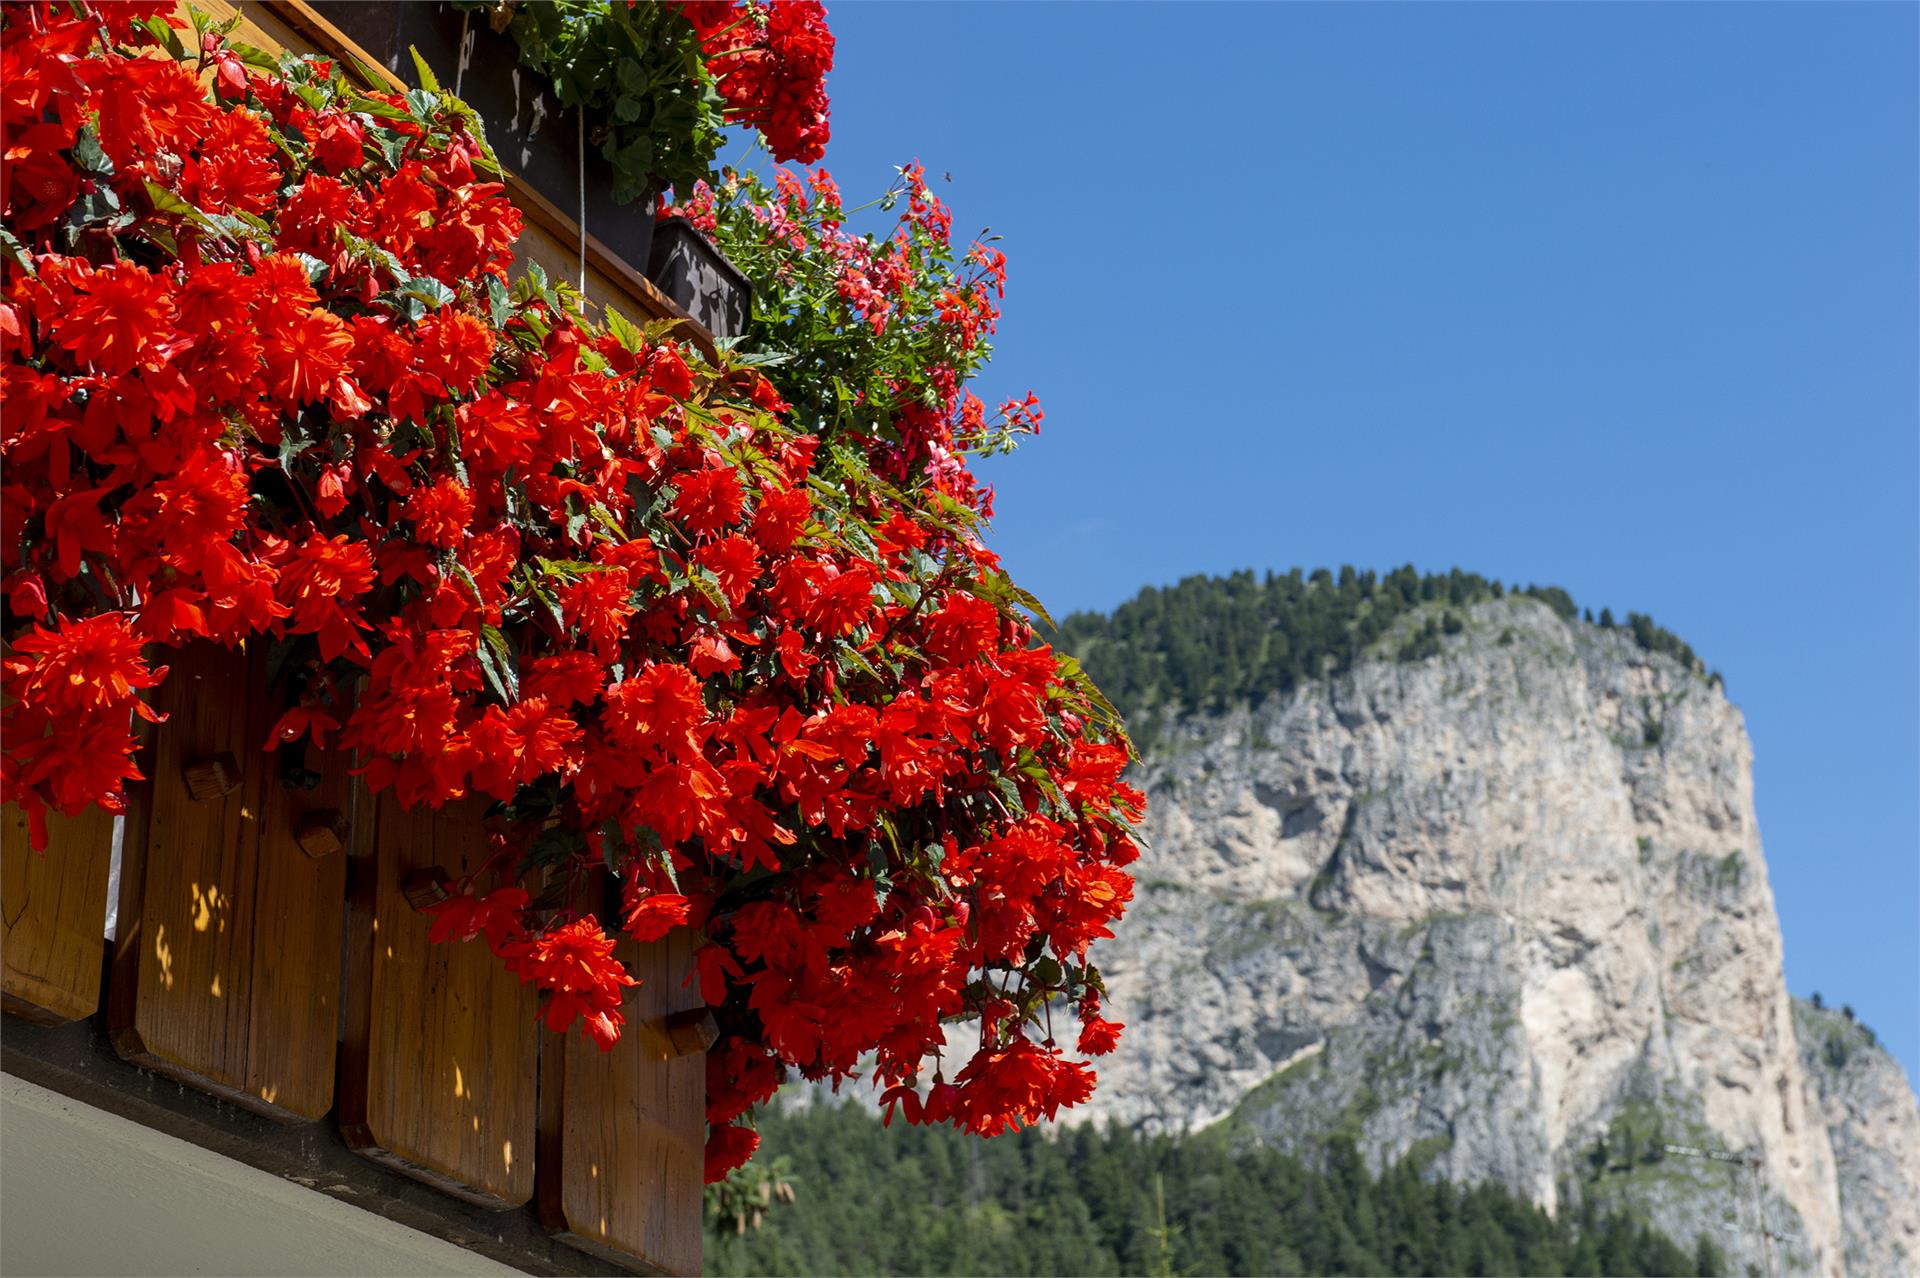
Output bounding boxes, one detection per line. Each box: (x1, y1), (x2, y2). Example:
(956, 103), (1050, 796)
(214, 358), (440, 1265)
(458, 0), (724, 202)
(1396, 616), (1445, 663)
(1050, 566), (1706, 733)
(704, 1100), (1719, 1277)
(699, 165), (1020, 460)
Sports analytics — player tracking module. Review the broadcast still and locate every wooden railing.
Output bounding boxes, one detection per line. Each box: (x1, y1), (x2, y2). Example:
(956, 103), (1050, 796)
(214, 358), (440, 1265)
(0, 5), (714, 1273)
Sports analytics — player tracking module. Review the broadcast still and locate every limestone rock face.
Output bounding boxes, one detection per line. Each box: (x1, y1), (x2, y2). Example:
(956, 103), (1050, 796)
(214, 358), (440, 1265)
(1083, 597), (1917, 1277)
(1794, 1001), (1920, 1278)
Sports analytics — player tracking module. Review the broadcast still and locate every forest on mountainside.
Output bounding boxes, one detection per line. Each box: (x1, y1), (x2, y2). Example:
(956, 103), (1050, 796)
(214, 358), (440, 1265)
(1050, 567), (1708, 730)
(705, 1101), (1722, 1278)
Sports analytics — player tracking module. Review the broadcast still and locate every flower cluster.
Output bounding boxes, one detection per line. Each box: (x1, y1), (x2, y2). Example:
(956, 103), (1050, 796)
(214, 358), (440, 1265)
(673, 1), (834, 166)
(668, 161), (1043, 509)
(0, 3), (1136, 1181)
(470, 0), (832, 207)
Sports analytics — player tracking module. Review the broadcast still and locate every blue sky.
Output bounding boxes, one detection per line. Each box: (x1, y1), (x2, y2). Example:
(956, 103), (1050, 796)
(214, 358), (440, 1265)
(803, 2), (1919, 1077)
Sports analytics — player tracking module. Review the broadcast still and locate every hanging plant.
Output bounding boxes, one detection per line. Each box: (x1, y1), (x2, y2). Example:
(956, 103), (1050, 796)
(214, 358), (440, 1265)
(0, 2), (1137, 1181)
(463, 0), (833, 206)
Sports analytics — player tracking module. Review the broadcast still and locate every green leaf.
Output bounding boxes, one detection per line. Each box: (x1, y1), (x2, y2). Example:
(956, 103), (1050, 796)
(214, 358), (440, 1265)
(408, 45), (442, 94)
(1009, 582), (1058, 633)
(142, 180), (203, 222)
(478, 624), (520, 702)
(69, 127), (111, 177)
(375, 130), (410, 171)
(477, 273), (508, 324)
(348, 93), (414, 123)
(523, 573), (567, 631)
(603, 304), (645, 354)
(598, 819), (627, 873)
(229, 41), (285, 74)
(395, 276), (457, 312)
(140, 16), (188, 59)
(0, 225), (35, 277)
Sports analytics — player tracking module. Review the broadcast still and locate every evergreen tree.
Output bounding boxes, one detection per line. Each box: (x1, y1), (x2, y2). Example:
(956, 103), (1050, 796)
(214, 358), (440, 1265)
(1051, 568), (1706, 738)
(706, 1101), (1717, 1278)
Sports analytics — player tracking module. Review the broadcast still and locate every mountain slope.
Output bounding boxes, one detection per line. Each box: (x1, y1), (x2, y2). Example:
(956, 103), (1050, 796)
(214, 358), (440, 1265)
(1071, 588), (1918, 1278)
(1794, 1000), (1920, 1276)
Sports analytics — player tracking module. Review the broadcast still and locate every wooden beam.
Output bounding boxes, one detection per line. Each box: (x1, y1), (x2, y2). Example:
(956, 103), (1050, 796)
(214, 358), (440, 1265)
(2, 803), (116, 1024)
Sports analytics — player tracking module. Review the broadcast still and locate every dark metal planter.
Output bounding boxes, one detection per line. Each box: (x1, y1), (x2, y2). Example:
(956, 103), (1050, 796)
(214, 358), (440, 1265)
(648, 216), (751, 343)
(308, 2), (657, 273)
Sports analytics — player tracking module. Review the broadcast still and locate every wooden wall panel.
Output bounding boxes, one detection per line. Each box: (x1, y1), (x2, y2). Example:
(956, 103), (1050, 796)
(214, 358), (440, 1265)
(342, 791), (539, 1209)
(108, 642), (349, 1122)
(2, 802), (116, 1024)
(538, 930), (705, 1276)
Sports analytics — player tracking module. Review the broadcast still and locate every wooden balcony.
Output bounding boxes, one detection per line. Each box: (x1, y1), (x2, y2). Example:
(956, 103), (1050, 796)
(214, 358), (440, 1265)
(1, 5), (715, 1274)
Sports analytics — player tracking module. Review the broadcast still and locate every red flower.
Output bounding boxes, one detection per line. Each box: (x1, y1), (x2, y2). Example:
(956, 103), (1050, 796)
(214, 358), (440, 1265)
(751, 485), (811, 553)
(55, 262), (175, 375)
(1077, 1016), (1123, 1057)
(623, 890), (692, 943)
(4, 613), (162, 718)
(309, 110), (366, 174)
(0, 7), (1140, 1170)
(694, 534), (759, 610)
(951, 1039), (1097, 1137)
(263, 308), (355, 406)
(417, 310), (494, 393)
(276, 534), (375, 660)
(704, 1121), (760, 1183)
(602, 663), (706, 754)
(561, 567), (636, 660)
(505, 917), (638, 1048)
(403, 476), (474, 548)
(425, 885), (530, 950)
(672, 465), (745, 539)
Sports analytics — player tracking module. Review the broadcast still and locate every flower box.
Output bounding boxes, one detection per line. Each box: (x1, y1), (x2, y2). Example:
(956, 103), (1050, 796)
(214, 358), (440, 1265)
(307, 1), (658, 274)
(649, 215), (752, 342)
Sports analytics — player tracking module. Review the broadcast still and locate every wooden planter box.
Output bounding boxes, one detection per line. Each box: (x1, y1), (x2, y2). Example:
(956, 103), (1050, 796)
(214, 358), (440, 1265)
(307, 1), (659, 273)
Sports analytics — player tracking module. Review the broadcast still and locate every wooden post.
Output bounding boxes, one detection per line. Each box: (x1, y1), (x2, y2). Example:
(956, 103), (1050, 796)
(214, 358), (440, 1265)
(537, 927), (706, 1275)
(2, 802), (117, 1024)
(340, 791), (539, 1209)
(108, 642), (350, 1123)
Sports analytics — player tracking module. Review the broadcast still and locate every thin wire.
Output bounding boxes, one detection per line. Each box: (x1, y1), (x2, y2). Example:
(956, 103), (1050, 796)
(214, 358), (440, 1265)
(577, 106), (587, 293)
(453, 10), (469, 97)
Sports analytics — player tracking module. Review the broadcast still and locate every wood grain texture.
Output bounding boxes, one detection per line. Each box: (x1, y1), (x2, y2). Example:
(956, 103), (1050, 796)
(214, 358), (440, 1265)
(2, 802), (116, 1024)
(342, 791), (539, 1209)
(538, 928), (705, 1276)
(107, 642), (349, 1122)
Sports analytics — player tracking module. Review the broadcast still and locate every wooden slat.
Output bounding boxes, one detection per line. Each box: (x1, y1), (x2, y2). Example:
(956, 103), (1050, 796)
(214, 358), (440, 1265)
(538, 928), (705, 1276)
(342, 791), (539, 1209)
(108, 642), (349, 1122)
(2, 802), (116, 1024)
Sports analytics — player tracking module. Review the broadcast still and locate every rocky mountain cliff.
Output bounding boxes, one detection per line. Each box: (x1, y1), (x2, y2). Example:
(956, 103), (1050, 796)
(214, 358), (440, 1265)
(1078, 594), (1919, 1278)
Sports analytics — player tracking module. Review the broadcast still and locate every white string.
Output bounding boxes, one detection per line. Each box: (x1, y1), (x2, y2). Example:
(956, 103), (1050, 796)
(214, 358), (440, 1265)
(454, 10), (470, 97)
(578, 106), (587, 292)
